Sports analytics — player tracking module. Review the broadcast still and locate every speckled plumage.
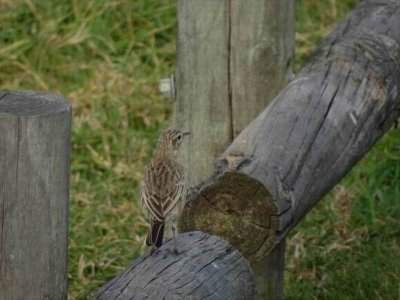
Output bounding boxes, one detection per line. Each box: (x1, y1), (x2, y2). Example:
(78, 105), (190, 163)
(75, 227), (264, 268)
(140, 129), (188, 251)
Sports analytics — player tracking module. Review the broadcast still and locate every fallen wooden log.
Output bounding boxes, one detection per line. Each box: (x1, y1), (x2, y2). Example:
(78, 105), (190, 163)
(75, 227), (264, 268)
(179, 0), (400, 261)
(91, 232), (255, 299)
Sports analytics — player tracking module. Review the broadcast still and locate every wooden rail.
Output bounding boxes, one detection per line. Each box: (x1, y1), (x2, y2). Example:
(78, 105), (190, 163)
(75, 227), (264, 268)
(92, 232), (255, 299)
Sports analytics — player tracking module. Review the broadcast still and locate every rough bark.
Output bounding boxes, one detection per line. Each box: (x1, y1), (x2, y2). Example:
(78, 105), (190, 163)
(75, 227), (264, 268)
(91, 232), (255, 300)
(0, 91), (71, 300)
(179, 0), (400, 262)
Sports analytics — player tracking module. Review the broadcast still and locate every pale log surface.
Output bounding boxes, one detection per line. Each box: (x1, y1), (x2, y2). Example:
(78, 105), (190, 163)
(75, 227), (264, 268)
(230, 0), (294, 137)
(174, 0), (294, 186)
(92, 231), (255, 300)
(167, 0), (233, 242)
(174, 0), (231, 186)
(0, 91), (71, 300)
(179, 0), (400, 261)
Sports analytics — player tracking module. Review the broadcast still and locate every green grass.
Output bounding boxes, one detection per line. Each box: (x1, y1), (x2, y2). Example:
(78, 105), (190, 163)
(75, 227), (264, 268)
(285, 130), (400, 299)
(0, 0), (399, 299)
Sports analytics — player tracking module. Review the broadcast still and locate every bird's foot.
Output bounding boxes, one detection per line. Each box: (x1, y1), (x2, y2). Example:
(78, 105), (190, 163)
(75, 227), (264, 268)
(150, 246), (158, 256)
(166, 247), (179, 255)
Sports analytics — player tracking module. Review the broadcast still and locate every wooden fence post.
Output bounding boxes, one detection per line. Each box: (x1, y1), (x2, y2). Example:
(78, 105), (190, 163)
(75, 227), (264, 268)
(174, 0), (295, 299)
(252, 240), (286, 299)
(0, 91), (71, 300)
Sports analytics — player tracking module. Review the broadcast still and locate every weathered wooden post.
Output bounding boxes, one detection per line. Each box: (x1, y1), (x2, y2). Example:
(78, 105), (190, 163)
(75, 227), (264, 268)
(174, 0), (295, 298)
(0, 91), (71, 300)
(174, 0), (295, 185)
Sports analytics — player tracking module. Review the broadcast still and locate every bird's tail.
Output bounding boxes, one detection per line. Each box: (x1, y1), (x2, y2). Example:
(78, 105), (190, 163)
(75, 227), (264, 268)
(146, 217), (165, 248)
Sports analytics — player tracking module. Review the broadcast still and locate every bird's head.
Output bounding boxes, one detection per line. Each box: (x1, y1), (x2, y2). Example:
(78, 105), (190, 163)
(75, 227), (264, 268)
(157, 129), (190, 154)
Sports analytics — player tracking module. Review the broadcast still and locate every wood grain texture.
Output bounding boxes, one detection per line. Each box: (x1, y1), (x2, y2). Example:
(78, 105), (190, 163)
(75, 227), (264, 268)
(91, 231), (255, 300)
(0, 91), (71, 300)
(230, 0), (294, 137)
(174, 0), (295, 185)
(252, 241), (285, 300)
(179, 0), (400, 261)
(174, 0), (231, 187)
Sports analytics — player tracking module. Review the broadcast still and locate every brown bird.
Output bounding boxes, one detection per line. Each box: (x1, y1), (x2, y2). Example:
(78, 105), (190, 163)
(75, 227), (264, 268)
(140, 129), (189, 254)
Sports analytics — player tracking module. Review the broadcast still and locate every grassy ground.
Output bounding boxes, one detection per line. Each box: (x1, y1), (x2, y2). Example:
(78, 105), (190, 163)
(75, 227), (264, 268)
(0, 0), (398, 299)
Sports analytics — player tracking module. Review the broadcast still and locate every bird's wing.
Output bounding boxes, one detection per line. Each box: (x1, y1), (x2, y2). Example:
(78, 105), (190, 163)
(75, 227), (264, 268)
(141, 160), (186, 221)
(162, 164), (186, 216)
(141, 164), (163, 221)
(140, 182), (152, 217)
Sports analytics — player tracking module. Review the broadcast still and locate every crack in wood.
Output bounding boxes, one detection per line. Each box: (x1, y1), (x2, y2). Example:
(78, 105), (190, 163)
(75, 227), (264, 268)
(0, 92), (10, 102)
(227, 0), (233, 142)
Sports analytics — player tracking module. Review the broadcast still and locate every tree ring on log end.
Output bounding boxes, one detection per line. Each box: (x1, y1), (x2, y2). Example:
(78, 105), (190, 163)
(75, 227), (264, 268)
(179, 171), (279, 262)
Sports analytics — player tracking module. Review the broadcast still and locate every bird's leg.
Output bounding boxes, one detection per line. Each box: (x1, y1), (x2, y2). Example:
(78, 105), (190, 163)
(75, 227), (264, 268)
(172, 225), (178, 255)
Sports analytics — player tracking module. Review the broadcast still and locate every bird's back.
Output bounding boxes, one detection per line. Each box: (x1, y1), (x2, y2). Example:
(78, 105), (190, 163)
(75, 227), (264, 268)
(141, 155), (186, 221)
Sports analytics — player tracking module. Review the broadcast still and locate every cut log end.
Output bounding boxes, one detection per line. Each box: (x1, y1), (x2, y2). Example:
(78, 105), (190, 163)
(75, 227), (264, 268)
(0, 90), (70, 117)
(91, 231), (255, 300)
(179, 171), (280, 262)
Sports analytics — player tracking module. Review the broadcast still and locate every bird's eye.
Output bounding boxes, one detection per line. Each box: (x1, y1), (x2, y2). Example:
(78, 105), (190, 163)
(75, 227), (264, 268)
(177, 134), (182, 140)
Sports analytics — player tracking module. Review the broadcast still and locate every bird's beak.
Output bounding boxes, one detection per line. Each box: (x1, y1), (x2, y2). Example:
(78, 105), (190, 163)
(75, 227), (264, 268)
(182, 131), (191, 137)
